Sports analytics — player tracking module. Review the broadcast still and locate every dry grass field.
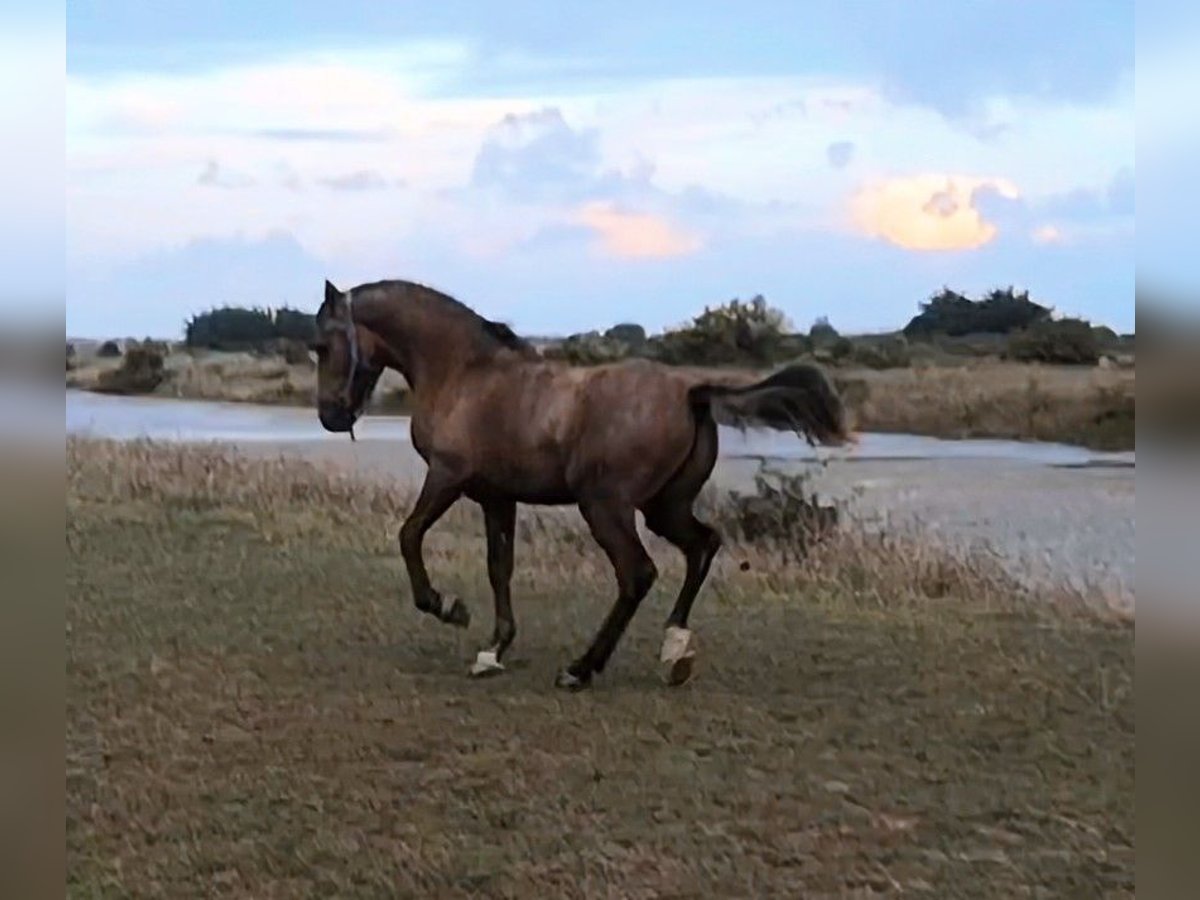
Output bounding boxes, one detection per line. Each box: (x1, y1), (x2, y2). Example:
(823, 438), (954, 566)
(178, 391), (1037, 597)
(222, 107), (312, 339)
(842, 362), (1135, 452)
(66, 439), (1133, 897)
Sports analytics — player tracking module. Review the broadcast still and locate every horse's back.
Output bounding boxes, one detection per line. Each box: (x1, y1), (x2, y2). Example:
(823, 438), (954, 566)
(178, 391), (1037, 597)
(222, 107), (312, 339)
(451, 358), (704, 504)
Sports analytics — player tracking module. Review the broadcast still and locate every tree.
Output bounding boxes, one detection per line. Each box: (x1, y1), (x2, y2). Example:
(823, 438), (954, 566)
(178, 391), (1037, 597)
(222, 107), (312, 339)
(809, 316), (839, 345)
(653, 295), (791, 366)
(185, 305), (316, 351)
(604, 323), (647, 348)
(904, 286), (1051, 337)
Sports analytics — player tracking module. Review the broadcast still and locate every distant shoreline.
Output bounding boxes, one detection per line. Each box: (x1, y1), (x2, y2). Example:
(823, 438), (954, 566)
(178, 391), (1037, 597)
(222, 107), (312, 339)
(66, 349), (1135, 452)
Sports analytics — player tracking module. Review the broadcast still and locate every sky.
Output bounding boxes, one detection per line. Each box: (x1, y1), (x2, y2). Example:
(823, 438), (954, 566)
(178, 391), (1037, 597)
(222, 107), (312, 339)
(65, 1), (1140, 338)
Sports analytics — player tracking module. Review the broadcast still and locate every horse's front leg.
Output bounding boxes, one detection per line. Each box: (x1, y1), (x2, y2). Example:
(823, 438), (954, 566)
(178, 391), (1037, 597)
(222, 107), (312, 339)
(469, 499), (517, 677)
(399, 466), (469, 627)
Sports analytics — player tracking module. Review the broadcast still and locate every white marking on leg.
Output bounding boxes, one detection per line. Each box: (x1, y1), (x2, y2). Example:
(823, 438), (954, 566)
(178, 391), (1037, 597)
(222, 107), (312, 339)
(660, 625), (695, 664)
(470, 648), (504, 677)
(660, 626), (697, 686)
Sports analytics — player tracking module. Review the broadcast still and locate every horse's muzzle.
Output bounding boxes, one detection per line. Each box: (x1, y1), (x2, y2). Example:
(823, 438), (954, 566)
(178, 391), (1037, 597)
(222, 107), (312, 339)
(318, 404), (356, 433)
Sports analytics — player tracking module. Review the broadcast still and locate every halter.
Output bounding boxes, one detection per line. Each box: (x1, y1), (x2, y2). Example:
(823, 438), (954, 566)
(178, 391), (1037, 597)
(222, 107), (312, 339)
(342, 289), (369, 441)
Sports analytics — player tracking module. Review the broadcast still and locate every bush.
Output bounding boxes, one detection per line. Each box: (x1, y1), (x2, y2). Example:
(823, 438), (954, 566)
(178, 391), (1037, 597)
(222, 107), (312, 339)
(850, 334), (911, 369)
(277, 338), (315, 368)
(604, 323), (646, 348)
(652, 295), (791, 366)
(546, 331), (631, 365)
(706, 467), (839, 562)
(809, 316), (839, 345)
(94, 345), (166, 394)
(904, 286), (1052, 338)
(97, 340), (122, 358)
(1006, 318), (1100, 365)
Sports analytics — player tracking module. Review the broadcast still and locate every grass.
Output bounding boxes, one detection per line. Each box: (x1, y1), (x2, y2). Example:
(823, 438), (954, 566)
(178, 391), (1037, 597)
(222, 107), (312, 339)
(67, 439), (1133, 897)
(840, 361), (1135, 451)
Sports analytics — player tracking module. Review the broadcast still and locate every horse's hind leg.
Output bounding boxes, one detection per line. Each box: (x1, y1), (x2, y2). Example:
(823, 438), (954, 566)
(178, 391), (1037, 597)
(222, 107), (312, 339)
(643, 499), (722, 630)
(555, 497), (657, 691)
(469, 499), (516, 677)
(643, 497), (721, 687)
(641, 416), (722, 685)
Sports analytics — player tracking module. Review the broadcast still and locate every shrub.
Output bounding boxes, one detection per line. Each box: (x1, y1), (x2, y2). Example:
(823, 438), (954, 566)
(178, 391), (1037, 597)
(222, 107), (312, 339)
(278, 338), (315, 368)
(808, 316), (839, 345)
(97, 340), (122, 358)
(94, 345), (166, 394)
(604, 323), (646, 348)
(547, 331), (630, 365)
(850, 334), (911, 369)
(653, 295), (791, 366)
(1006, 318), (1100, 365)
(812, 336), (853, 365)
(904, 286), (1052, 338)
(705, 466), (839, 562)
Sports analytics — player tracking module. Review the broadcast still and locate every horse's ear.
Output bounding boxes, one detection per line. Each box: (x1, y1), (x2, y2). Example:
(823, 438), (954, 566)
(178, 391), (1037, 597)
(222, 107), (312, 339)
(324, 279), (341, 305)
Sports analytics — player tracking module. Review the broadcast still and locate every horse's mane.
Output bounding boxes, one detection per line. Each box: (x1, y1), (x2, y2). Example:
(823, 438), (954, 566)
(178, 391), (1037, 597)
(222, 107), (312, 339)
(358, 279), (536, 357)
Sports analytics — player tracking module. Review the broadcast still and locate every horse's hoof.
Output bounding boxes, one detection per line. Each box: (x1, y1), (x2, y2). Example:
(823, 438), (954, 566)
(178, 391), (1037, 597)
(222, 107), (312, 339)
(554, 667), (591, 691)
(441, 597), (471, 628)
(660, 626), (697, 687)
(469, 649), (505, 678)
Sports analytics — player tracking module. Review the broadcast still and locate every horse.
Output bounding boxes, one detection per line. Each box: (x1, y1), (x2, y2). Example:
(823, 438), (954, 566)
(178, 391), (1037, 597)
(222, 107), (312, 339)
(311, 278), (850, 690)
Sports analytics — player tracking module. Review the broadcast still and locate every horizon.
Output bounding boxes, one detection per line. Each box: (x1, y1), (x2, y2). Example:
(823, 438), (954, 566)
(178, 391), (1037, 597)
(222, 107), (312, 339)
(67, 2), (1136, 337)
(65, 283), (1136, 346)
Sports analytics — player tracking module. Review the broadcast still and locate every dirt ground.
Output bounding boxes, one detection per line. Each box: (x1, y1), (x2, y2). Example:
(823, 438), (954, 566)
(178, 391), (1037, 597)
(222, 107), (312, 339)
(66, 442), (1134, 898)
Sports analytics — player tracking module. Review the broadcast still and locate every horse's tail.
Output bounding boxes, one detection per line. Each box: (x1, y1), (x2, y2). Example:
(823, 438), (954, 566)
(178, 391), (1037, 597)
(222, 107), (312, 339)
(688, 363), (852, 447)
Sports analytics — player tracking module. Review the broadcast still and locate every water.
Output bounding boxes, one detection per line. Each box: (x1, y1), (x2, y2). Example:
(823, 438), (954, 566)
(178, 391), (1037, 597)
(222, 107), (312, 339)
(65, 390), (1134, 467)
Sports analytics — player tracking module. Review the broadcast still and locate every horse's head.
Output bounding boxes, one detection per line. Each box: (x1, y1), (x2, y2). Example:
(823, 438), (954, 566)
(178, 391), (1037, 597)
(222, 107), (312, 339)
(312, 279), (384, 435)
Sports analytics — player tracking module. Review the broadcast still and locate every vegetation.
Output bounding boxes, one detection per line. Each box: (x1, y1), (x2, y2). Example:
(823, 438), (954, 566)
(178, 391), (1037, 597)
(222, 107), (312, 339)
(185, 305), (315, 352)
(651, 295), (793, 366)
(1006, 318), (1101, 365)
(847, 363), (1134, 450)
(92, 343), (167, 395)
(547, 295), (800, 367)
(903, 286), (1052, 338)
(68, 285), (1135, 449)
(66, 438), (1132, 896)
(705, 467), (839, 560)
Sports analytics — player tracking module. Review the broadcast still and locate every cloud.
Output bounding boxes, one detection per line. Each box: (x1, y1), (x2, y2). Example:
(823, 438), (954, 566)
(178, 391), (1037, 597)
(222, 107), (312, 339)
(1031, 224), (1064, 245)
(251, 127), (392, 143)
(572, 201), (701, 259)
(317, 170), (399, 191)
(858, 2), (1132, 121)
(65, 38), (1133, 332)
(826, 141), (855, 169)
(851, 174), (1019, 251)
(469, 106), (610, 202)
(1033, 167), (1135, 223)
(196, 159), (254, 189)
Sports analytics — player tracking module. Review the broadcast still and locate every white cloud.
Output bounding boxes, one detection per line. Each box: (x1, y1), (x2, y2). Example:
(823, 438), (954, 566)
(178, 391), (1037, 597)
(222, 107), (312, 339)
(572, 202), (702, 259)
(851, 174), (1020, 251)
(66, 44), (1135, 294)
(1031, 224), (1065, 245)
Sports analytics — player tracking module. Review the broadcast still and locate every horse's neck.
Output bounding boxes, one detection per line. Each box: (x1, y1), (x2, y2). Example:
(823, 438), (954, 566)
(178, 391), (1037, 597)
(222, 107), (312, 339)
(364, 302), (485, 393)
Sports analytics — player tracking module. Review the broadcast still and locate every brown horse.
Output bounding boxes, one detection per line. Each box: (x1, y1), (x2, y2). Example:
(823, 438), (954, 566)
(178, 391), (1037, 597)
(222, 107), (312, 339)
(311, 278), (849, 690)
